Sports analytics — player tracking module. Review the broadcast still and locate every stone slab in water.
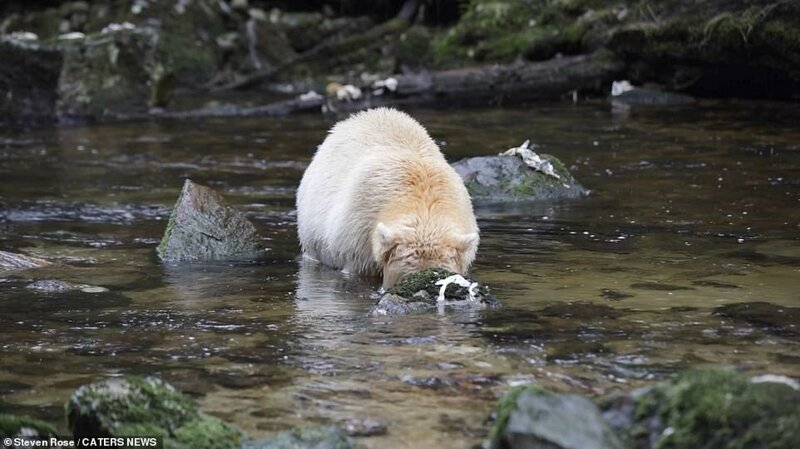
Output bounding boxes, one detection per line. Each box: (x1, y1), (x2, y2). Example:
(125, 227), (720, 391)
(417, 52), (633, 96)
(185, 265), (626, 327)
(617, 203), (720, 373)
(0, 250), (51, 273)
(369, 268), (500, 316)
(26, 279), (108, 294)
(67, 376), (242, 449)
(157, 179), (266, 262)
(488, 385), (623, 449)
(451, 154), (588, 203)
(611, 87), (695, 106)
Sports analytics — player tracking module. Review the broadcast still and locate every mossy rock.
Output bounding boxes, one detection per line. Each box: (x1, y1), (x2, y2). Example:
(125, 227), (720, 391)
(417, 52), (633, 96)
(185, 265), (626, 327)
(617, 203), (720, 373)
(451, 154), (589, 203)
(56, 28), (174, 119)
(487, 384), (624, 449)
(369, 268), (500, 316)
(0, 414), (60, 441)
(157, 179), (266, 263)
(242, 426), (356, 449)
(603, 368), (800, 449)
(67, 376), (242, 449)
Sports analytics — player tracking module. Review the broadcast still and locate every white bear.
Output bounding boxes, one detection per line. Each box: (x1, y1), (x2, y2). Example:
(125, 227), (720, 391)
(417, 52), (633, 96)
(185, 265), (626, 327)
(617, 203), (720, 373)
(296, 108), (479, 288)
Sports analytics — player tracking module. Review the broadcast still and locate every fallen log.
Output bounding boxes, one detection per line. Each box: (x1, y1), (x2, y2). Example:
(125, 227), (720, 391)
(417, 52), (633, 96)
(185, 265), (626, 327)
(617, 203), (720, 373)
(105, 51), (621, 122)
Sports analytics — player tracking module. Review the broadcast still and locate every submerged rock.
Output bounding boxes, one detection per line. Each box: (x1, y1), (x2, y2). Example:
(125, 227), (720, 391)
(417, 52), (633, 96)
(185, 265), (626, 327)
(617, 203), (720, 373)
(0, 413), (60, 441)
(451, 154), (588, 203)
(713, 301), (799, 337)
(0, 250), (51, 273)
(242, 426), (356, 449)
(488, 385), (623, 449)
(369, 268), (500, 316)
(601, 368), (800, 449)
(67, 376), (242, 448)
(26, 279), (108, 293)
(157, 179), (266, 262)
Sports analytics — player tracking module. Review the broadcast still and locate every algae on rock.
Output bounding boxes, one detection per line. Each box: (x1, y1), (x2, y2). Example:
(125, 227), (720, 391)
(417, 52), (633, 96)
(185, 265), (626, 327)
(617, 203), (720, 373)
(369, 268), (500, 316)
(452, 153), (589, 203)
(0, 413), (60, 441)
(67, 376), (242, 449)
(602, 368), (800, 449)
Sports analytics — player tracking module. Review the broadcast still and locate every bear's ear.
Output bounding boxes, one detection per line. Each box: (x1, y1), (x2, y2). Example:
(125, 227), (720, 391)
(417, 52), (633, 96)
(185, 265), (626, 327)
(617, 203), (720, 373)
(376, 222), (399, 263)
(454, 232), (479, 251)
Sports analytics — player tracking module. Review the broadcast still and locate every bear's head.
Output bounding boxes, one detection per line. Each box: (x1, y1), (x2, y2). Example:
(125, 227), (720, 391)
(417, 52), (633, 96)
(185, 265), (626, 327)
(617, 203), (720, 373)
(373, 221), (479, 288)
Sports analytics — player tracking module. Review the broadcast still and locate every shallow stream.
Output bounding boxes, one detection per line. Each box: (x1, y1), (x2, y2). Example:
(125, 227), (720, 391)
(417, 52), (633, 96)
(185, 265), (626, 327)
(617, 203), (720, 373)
(1, 101), (798, 448)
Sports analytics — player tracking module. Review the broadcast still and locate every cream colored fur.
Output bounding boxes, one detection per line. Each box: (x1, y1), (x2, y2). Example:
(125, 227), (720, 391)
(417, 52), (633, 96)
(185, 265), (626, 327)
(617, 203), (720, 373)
(296, 108), (479, 288)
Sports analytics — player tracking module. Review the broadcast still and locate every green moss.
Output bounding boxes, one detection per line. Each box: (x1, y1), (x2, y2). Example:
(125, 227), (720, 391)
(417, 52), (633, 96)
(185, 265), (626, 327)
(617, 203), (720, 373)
(0, 414), (60, 439)
(388, 268), (455, 298)
(626, 369), (800, 449)
(67, 376), (242, 449)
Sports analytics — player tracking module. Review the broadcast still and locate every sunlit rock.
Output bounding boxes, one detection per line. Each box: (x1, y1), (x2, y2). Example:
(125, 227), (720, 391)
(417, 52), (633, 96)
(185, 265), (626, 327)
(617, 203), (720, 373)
(157, 179), (266, 262)
(369, 268), (500, 316)
(0, 250), (51, 273)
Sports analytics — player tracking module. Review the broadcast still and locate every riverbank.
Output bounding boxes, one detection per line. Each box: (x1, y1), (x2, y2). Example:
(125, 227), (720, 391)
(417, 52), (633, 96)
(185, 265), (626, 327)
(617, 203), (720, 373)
(1, 0), (798, 124)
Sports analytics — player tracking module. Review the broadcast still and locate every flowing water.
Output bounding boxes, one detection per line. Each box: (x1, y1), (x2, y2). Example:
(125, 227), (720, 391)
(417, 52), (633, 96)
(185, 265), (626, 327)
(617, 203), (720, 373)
(1, 101), (799, 448)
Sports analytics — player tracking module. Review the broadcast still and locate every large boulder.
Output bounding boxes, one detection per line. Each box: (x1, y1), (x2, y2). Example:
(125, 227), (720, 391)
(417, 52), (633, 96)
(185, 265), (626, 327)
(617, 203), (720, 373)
(67, 376), (242, 449)
(0, 38), (62, 122)
(369, 268), (500, 316)
(157, 179), (266, 262)
(601, 368), (800, 449)
(488, 385), (624, 449)
(452, 154), (589, 203)
(57, 27), (176, 119)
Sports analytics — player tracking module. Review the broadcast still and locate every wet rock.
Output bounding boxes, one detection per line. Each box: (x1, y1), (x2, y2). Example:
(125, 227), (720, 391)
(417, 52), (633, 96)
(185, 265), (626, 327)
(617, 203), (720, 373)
(0, 414), (60, 442)
(610, 87), (695, 106)
(157, 179), (266, 262)
(67, 376), (242, 448)
(0, 250), (51, 273)
(341, 417), (387, 437)
(713, 301), (799, 337)
(57, 28), (175, 119)
(0, 38), (62, 122)
(26, 279), (108, 293)
(451, 154), (588, 203)
(602, 368), (800, 449)
(242, 426), (355, 449)
(368, 268), (500, 316)
(488, 385), (624, 449)
(599, 289), (633, 301)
